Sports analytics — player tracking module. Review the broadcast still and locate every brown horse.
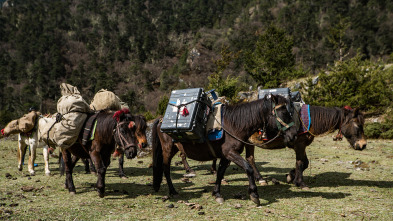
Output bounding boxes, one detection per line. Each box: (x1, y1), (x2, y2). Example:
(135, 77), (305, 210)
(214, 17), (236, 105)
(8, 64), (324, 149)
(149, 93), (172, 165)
(61, 109), (139, 197)
(206, 105), (367, 188)
(116, 115), (148, 178)
(64, 115), (149, 178)
(152, 95), (298, 205)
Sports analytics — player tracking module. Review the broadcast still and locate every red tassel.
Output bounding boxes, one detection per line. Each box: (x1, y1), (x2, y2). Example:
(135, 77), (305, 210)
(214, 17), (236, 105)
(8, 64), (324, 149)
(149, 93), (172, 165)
(1, 129), (4, 136)
(181, 107), (189, 117)
(344, 106), (352, 110)
(113, 108), (130, 122)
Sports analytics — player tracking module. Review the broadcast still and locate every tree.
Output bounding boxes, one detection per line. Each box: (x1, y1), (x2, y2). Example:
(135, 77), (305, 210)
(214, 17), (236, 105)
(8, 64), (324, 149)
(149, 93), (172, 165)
(244, 25), (295, 88)
(207, 46), (240, 100)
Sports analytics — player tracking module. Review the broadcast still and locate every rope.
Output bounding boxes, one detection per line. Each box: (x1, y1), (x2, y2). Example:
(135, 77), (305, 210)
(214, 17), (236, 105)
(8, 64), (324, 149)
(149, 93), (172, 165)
(212, 115), (281, 148)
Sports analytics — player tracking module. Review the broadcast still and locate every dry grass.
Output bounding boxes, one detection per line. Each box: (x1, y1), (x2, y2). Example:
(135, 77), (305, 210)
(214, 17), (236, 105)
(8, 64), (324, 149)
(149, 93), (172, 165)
(0, 135), (392, 220)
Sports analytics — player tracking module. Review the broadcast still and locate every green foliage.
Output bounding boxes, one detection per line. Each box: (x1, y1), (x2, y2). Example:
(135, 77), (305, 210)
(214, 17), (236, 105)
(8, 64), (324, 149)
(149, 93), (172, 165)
(244, 25), (295, 88)
(143, 110), (156, 121)
(156, 95), (169, 116)
(365, 111), (393, 139)
(208, 46), (241, 100)
(303, 53), (393, 111)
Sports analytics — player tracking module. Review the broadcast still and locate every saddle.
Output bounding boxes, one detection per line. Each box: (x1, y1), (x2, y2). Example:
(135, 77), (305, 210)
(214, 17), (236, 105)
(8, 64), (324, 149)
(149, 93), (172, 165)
(81, 112), (100, 145)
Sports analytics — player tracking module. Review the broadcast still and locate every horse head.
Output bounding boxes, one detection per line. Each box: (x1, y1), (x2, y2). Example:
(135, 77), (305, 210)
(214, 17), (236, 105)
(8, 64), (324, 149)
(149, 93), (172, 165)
(340, 107), (367, 150)
(264, 94), (298, 146)
(113, 109), (138, 159)
(129, 115), (148, 149)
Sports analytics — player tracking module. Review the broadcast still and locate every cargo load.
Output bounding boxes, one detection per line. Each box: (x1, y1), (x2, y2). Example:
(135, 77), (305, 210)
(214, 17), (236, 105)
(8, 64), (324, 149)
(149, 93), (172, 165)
(161, 88), (211, 143)
(42, 83), (90, 149)
(90, 89), (122, 111)
(1, 111), (40, 137)
(258, 88), (292, 100)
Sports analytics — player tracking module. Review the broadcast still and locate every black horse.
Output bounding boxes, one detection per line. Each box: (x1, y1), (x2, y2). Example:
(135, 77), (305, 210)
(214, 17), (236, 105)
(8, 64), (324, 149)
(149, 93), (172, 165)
(61, 109), (139, 197)
(247, 105), (367, 188)
(152, 95), (298, 205)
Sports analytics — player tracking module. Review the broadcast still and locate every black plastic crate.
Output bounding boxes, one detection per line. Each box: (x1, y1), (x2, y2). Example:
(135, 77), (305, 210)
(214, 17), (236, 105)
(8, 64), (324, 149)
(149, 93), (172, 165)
(258, 88), (291, 100)
(161, 88), (211, 142)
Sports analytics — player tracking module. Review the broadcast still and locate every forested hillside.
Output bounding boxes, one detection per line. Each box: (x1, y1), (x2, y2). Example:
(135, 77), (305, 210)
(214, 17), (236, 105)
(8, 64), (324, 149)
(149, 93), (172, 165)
(1, 0), (393, 127)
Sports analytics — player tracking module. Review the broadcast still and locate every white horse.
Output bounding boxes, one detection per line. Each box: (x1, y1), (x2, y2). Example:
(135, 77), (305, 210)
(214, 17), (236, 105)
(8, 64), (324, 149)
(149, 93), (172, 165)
(17, 116), (54, 176)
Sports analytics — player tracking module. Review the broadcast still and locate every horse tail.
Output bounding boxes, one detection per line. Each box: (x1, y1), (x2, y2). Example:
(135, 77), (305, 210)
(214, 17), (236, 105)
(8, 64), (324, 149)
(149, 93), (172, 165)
(152, 118), (163, 192)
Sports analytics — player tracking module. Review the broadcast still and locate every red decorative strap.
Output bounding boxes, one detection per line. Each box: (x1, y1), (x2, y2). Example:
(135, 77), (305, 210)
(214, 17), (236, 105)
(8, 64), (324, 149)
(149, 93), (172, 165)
(1, 129), (4, 136)
(344, 106), (352, 110)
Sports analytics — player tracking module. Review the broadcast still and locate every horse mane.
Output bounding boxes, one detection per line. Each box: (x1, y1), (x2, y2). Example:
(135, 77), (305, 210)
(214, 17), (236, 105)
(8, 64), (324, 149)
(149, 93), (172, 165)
(134, 115), (147, 131)
(96, 111), (117, 136)
(309, 106), (341, 134)
(223, 97), (272, 133)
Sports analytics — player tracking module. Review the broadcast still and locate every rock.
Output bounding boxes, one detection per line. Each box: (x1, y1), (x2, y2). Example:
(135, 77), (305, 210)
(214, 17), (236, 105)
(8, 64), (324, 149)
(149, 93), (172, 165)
(167, 204), (174, 208)
(234, 204), (242, 209)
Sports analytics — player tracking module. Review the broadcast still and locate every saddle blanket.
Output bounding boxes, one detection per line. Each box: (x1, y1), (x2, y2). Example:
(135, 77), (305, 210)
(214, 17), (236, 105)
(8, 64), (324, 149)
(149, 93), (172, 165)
(81, 112), (99, 145)
(298, 103), (311, 133)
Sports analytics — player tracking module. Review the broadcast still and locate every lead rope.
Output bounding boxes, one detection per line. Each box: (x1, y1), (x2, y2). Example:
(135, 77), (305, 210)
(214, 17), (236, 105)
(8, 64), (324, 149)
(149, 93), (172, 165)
(212, 113), (282, 148)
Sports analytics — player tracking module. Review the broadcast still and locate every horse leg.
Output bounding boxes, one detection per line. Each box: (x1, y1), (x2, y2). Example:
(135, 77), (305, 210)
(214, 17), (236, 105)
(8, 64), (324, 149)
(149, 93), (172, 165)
(212, 158), (230, 204)
(88, 158), (96, 174)
(245, 144), (265, 185)
(210, 159), (217, 174)
(118, 153), (127, 178)
(62, 149), (76, 194)
(288, 144), (309, 189)
(221, 149), (260, 206)
(90, 148), (107, 198)
(27, 142), (37, 176)
(179, 151), (195, 175)
(17, 136), (27, 172)
(163, 143), (180, 197)
(42, 145), (50, 176)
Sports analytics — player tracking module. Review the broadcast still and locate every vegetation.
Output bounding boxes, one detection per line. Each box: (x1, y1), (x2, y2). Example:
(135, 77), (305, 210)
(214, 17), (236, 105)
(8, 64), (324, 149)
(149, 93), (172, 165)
(1, 0), (393, 127)
(1, 135), (392, 220)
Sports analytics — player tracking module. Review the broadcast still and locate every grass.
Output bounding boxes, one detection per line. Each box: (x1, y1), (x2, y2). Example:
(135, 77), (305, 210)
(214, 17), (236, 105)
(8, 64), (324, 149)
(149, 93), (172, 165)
(0, 135), (392, 220)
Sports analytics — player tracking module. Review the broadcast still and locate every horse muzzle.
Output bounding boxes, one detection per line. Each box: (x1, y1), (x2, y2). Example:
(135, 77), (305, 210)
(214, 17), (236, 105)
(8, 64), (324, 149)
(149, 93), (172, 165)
(354, 139), (367, 151)
(124, 144), (138, 159)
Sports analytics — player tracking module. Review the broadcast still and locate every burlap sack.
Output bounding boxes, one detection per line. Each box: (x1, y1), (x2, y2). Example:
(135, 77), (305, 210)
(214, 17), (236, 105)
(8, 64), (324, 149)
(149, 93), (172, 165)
(90, 89), (122, 111)
(3, 119), (21, 136)
(206, 104), (223, 132)
(2, 111), (40, 136)
(18, 111), (38, 133)
(44, 83), (90, 149)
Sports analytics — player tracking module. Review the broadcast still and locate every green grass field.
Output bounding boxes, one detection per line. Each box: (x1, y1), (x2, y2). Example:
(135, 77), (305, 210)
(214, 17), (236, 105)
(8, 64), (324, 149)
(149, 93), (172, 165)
(0, 135), (392, 220)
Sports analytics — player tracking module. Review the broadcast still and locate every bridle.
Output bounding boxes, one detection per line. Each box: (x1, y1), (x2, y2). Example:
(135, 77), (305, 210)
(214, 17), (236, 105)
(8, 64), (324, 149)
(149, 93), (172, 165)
(114, 120), (136, 150)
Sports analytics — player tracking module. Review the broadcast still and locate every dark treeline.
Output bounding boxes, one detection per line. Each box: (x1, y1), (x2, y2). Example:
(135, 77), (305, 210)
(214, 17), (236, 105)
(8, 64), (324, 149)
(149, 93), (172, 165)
(0, 0), (392, 126)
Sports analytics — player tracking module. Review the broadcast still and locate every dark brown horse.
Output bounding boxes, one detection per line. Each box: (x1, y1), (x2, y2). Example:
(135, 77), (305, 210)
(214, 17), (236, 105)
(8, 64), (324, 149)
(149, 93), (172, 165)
(115, 115), (148, 178)
(59, 115), (148, 178)
(61, 109), (139, 197)
(152, 95), (298, 205)
(206, 105), (367, 188)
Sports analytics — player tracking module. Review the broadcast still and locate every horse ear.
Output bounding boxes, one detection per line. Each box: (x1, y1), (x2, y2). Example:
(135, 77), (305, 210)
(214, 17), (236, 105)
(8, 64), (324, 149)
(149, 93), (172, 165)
(353, 108), (359, 117)
(270, 94), (278, 103)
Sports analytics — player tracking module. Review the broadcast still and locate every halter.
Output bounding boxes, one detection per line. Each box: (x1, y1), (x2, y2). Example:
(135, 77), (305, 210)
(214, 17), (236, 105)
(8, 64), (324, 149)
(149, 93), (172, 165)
(272, 102), (294, 132)
(114, 121), (136, 150)
(333, 106), (352, 141)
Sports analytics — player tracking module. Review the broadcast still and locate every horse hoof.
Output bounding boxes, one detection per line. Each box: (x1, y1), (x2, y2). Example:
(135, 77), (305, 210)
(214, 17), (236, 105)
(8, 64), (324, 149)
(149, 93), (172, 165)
(250, 195), (261, 206)
(286, 174), (293, 183)
(91, 172), (97, 176)
(30, 172), (35, 176)
(45, 172), (51, 176)
(70, 191), (76, 195)
(171, 194), (179, 199)
(121, 176), (128, 180)
(18, 167), (22, 171)
(183, 173), (196, 178)
(301, 186), (310, 190)
(259, 180), (268, 186)
(99, 192), (105, 198)
(215, 197), (224, 204)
